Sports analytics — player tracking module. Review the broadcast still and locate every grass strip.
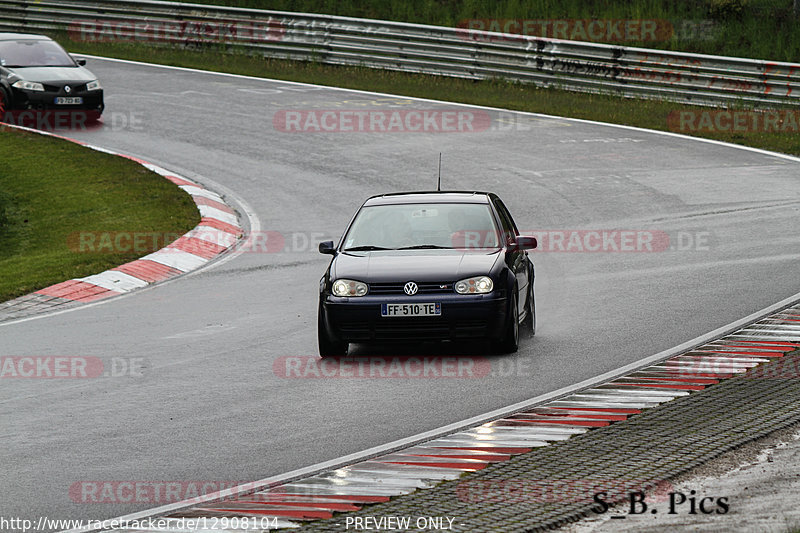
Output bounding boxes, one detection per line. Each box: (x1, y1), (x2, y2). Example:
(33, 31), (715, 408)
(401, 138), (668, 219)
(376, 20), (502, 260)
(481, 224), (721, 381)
(0, 127), (199, 302)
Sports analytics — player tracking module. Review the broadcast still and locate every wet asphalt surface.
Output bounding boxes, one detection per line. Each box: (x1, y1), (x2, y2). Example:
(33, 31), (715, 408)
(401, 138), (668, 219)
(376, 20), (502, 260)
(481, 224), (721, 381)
(1, 58), (799, 526)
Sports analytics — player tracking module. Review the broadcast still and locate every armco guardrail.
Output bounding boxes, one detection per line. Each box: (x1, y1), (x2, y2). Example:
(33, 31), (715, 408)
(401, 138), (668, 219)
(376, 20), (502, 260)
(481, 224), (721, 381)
(1, 0), (798, 108)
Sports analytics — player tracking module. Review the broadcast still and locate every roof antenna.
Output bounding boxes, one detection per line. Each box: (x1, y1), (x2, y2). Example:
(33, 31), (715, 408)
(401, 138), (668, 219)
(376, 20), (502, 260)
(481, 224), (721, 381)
(437, 153), (442, 191)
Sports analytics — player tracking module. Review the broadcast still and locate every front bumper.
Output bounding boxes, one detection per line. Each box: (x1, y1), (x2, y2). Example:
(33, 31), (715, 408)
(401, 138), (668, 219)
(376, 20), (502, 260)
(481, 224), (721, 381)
(321, 292), (508, 343)
(9, 87), (104, 113)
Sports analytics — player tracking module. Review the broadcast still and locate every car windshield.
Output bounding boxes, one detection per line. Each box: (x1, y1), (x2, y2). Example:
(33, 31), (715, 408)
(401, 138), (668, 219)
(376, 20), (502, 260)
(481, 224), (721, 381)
(0, 39), (75, 67)
(343, 202), (500, 251)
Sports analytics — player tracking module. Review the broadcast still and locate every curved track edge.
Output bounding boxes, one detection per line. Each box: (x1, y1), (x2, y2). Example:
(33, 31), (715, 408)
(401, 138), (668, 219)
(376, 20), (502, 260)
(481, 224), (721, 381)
(0, 123), (244, 324)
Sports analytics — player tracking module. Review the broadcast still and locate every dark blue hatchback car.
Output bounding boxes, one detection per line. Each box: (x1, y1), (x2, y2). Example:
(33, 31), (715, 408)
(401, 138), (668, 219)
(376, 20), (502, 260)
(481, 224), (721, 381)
(317, 191), (537, 357)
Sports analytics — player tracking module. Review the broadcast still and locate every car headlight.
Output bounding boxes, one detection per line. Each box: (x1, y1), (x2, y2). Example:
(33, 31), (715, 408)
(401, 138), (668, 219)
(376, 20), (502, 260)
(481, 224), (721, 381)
(332, 279), (368, 297)
(86, 80), (101, 91)
(12, 80), (44, 91)
(455, 276), (493, 294)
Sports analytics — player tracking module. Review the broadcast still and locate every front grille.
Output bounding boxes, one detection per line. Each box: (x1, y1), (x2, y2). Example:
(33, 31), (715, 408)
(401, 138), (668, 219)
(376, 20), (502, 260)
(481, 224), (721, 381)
(368, 281), (454, 295)
(36, 83), (89, 93)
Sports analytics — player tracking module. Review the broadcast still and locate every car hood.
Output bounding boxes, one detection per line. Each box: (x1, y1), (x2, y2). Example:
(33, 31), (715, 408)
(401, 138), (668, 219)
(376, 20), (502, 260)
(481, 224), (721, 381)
(332, 249), (501, 283)
(7, 66), (96, 84)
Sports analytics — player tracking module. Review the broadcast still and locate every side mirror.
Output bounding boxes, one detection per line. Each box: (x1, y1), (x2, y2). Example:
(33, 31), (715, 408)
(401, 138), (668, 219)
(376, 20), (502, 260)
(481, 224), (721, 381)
(74, 57), (87, 66)
(318, 240), (336, 255)
(515, 236), (537, 250)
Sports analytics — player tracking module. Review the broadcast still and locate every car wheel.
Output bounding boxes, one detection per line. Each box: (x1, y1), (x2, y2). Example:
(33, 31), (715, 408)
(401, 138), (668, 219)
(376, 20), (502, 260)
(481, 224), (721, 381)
(0, 89), (7, 117)
(495, 290), (519, 354)
(522, 281), (535, 335)
(318, 305), (348, 358)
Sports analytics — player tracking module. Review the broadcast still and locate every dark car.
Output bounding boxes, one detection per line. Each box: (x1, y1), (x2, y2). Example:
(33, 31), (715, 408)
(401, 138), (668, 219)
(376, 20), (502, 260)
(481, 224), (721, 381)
(317, 191), (537, 357)
(0, 33), (103, 118)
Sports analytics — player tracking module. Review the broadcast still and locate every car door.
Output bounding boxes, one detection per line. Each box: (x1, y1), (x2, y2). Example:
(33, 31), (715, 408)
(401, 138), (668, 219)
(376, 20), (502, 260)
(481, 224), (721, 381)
(494, 198), (529, 316)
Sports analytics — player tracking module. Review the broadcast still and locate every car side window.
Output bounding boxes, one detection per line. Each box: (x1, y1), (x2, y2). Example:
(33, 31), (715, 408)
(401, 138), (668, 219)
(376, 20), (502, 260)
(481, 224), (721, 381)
(496, 200), (520, 235)
(494, 200), (517, 244)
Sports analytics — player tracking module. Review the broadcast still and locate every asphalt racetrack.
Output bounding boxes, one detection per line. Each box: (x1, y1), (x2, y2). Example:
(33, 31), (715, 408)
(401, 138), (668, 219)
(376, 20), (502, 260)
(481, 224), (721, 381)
(2, 57), (799, 527)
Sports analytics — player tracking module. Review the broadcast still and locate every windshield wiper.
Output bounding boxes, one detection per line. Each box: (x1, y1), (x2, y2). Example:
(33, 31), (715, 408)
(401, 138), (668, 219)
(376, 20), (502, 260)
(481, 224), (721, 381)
(398, 244), (452, 250)
(343, 245), (395, 252)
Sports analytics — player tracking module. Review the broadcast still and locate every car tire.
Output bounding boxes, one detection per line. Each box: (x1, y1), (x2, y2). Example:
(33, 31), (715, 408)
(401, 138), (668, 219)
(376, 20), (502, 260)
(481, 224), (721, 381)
(318, 305), (348, 358)
(522, 280), (535, 335)
(495, 290), (519, 354)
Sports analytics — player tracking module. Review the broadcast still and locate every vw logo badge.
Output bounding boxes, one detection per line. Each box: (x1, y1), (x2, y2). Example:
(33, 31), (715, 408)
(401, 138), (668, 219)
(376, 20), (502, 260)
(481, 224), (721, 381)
(64, 85), (71, 93)
(403, 281), (418, 296)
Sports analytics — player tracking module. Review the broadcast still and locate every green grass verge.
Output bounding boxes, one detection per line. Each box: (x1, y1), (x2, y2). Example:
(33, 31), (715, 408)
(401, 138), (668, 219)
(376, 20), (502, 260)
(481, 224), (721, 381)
(61, 37), (800, 157)
(160, 0), (800, 62)
(0, 127), (199, 303)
